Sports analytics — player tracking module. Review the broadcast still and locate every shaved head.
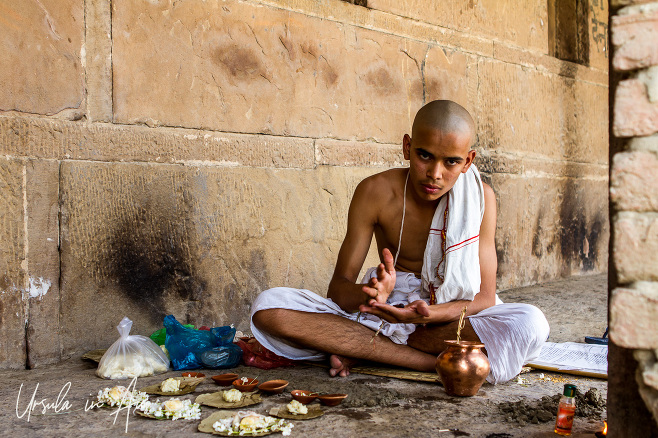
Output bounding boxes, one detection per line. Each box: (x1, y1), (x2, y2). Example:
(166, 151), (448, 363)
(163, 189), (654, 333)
(411, 100), (475, 147)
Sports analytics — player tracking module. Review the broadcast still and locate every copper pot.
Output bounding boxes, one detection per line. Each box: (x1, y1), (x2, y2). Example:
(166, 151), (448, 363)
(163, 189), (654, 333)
(435, 340), (490, 397)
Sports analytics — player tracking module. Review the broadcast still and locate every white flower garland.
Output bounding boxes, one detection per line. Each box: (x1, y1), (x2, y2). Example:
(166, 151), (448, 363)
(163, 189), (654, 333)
(136, 398), (201, 421)
(97, 386), (149, 408)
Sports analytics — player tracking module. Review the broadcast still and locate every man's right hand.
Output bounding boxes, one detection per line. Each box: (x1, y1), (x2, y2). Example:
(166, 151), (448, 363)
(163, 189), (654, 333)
(361, 248), (396, 305)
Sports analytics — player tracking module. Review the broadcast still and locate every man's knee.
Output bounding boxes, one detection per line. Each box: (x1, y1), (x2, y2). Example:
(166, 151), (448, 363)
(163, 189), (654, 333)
(252, 308), (289, 335)
(251, 287), (299, 334)
(521, 304), (550, 344)
(485, 303), (550, 340)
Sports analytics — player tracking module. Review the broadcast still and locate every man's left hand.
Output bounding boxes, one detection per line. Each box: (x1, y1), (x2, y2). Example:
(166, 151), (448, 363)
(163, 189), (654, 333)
(359, 300), (431, 324)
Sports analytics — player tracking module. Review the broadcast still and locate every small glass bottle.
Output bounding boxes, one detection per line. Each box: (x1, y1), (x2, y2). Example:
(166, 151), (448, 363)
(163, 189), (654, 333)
(554, 383), (577, 436)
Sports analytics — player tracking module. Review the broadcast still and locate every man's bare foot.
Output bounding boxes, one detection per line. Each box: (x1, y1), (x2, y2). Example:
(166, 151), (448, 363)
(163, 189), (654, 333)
(329, 354), (356, 377)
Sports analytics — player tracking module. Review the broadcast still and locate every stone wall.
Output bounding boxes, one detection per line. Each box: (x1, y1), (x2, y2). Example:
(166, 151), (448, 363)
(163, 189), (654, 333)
(0, 0), (608, 368)
(609, 0), (658, 433)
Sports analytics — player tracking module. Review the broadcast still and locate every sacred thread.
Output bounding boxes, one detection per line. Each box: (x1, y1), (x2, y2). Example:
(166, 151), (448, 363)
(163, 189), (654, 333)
(554, 383), (577, 436)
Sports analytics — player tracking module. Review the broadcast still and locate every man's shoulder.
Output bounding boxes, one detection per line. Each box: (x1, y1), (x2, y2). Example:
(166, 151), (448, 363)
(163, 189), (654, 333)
(351, 168), (405, 211)
(482, 181), (495, 202)
(358, 168), (406, 191)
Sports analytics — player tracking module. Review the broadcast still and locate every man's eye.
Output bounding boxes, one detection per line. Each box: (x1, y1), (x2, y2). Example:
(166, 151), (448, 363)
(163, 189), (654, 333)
(417, 151), (430, 159)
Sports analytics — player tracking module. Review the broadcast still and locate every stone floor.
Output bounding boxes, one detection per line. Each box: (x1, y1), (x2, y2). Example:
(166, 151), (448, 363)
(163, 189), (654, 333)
(0, 274), (608, 438)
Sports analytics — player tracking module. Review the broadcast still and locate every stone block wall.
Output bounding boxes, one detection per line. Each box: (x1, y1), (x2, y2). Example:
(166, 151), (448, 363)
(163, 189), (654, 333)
(0, 0), (608, 368)
(609, 1), (658, 433)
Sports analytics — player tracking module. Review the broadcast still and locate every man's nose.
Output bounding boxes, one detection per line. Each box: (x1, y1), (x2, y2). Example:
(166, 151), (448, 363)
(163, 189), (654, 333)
(427, 162), (443, 180)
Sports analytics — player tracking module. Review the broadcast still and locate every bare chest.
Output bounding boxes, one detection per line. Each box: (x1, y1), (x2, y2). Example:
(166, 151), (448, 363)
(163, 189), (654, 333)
(374, 204), (437, 273)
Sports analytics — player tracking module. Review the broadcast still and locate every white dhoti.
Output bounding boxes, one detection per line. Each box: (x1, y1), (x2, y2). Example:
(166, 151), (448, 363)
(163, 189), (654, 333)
(250, 270), (550, 384)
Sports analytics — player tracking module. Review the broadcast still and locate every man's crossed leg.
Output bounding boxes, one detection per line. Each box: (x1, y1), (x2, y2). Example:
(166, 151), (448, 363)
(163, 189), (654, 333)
(252, 308), (482, 377)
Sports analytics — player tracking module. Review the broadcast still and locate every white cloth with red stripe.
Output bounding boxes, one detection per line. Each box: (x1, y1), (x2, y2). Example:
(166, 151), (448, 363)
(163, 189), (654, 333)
(422, 164), (485, 304)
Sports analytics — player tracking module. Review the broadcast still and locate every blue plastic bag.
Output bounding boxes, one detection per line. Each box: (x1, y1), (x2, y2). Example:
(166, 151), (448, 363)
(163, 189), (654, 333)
(200, 345), (243, 368)
(163, 315), (242, 370)
(150, 324), (194, 346)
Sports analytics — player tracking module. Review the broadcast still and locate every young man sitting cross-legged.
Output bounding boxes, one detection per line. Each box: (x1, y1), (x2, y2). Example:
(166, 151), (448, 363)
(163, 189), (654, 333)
(251, 100), (550, 384)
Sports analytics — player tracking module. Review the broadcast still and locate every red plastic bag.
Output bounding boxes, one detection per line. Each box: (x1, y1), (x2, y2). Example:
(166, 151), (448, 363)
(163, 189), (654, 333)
(236, 337), (296, 369)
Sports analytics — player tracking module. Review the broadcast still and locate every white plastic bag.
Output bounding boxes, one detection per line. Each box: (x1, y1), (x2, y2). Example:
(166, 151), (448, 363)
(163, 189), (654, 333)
(96, 317), (170, 379)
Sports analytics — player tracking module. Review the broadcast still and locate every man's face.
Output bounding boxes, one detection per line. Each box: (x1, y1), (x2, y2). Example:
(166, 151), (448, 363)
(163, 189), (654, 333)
(402, 126), (475, 204)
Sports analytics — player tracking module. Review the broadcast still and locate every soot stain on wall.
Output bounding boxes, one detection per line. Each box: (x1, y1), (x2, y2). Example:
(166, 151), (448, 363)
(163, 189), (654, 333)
(557, 179), (603, 274)
(107, 207), (206, 324)
(532, 208), (558, 261)
(365, 67), (396, 95)
(581, 215), (603, 271)
(214, 44), (265, 81)
(532, 211), (545, 258)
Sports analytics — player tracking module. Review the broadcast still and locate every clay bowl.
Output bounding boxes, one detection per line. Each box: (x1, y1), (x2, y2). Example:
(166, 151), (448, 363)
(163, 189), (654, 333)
(290, 389), (318, 405)
(181, 371), (205, 378)
(211, 373), (239, 386)
(317, 393), (348, 406)
(258, 379), (289, 394)
(233, 378), (259, 392)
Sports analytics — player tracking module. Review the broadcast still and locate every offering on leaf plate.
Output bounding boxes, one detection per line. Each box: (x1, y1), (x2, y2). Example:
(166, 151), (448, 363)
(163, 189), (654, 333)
(268, 402), (324, 421)
(223, 388), (243, 403)
(135, 398), (201, 420)
(286, 400), (307, 415)
(139, 376), (204, 396)
(195, 390), (262, 409)
(95, 386), (149, 408)
(198, 410), (293, 436)
(161, 378), (180, 393)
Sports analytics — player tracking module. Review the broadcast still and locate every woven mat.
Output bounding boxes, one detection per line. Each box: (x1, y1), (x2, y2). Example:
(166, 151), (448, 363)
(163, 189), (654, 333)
(81, 349), (106, 363)
(81, 349), (442, 384)
(306, 362), (441, 384)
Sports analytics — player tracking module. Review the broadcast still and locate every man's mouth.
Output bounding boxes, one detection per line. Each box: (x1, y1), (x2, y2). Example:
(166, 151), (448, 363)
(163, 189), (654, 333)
(421, 184), (441, 194)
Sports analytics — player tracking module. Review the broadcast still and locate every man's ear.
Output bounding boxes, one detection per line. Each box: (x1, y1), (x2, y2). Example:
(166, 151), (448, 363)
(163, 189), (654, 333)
(403, 134), (412, 160)
(461, 149), (476, 173)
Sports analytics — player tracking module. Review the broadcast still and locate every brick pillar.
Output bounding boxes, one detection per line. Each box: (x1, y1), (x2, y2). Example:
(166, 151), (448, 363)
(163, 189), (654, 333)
(609, 1), (658, 435)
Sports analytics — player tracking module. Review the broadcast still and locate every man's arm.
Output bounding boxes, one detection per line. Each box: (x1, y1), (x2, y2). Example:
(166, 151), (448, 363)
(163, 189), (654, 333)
(361, 183), (498, 323)
(476, 182), (498, 308)
(327, 177), (397, 313)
